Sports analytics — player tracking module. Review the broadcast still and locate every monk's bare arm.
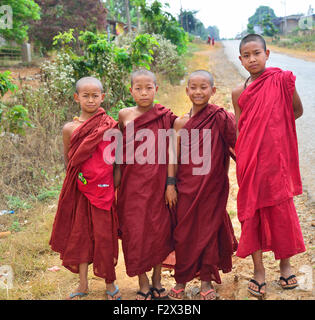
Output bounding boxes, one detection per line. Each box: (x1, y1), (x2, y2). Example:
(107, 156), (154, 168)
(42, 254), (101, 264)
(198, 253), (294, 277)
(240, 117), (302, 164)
(165, 116), (188, 208)
(292, 88), (303, 120)
(232, 85), (243, 138)
(118, 109), (126, 132)
(62, 122), (75, 169)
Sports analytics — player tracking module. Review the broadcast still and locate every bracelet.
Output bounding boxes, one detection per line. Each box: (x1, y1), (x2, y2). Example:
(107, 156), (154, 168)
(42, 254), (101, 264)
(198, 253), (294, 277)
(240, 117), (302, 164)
(166, 177), (176, 186)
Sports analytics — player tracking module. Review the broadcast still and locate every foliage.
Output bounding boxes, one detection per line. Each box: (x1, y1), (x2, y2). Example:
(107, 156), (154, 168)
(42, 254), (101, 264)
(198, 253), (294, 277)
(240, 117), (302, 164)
(0, 71), (33, 135)
(116, 33), (186, 84)
(248, 6), (277, 26)
(270, 28), (315, 51)
(29, 0), (107, 52)
(247, 23), (255, 34)
(261, 14), (279, 37)
(140, 0), (188, 55)
(52, 29), (159, 112)
(0, 0), (40, 44)
(178, 10), (210, 40)
(206, 26), (220, 40)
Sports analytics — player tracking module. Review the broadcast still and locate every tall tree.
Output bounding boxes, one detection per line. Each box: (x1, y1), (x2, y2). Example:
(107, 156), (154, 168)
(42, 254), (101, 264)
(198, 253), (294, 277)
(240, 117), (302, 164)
(29, 0), (107, 51)
(248, 6), (276, 26)
(0, 0), (40, 44)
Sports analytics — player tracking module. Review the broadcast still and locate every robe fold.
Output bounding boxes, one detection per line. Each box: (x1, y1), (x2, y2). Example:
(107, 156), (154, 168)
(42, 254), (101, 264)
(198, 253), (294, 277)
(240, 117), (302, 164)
(235, 68), (303, 222)
(167, 104), (238, 284)
(49, 108), (119, 282)
(117, 104), (177, 277)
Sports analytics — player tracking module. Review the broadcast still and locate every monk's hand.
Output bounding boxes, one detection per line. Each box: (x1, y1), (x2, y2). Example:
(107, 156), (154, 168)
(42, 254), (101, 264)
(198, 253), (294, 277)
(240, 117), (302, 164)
(165, 185), (177, 209)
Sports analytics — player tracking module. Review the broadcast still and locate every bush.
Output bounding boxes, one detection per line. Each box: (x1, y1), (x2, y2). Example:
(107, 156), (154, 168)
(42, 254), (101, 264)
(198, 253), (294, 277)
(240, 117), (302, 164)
(52, 29), (159, 112)
(116, 33), (186, 84)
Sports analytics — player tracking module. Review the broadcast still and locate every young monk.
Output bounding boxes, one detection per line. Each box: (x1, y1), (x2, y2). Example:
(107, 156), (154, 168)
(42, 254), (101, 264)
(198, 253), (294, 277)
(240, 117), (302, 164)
(166, 70), (237, 300)
(49, 77), (121, 300)
(116, 69), (177, 300)
(232, 34), (305, 298)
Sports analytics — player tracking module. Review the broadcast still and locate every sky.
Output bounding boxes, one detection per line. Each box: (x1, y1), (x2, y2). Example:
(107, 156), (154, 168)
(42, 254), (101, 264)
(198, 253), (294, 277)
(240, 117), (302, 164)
(154, 0), (314, 38)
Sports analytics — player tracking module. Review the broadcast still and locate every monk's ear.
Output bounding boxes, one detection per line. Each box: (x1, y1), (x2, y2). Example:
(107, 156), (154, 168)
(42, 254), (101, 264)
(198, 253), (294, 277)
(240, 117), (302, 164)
(238, 55), (243, 65)
(186, 86), (189, 95)
(101, 93), (106, 101)
(74, 92), (80, 103)
(266, 49), (270, 60)
(155, 85), (159, 93)
(211, 86), (216, 96)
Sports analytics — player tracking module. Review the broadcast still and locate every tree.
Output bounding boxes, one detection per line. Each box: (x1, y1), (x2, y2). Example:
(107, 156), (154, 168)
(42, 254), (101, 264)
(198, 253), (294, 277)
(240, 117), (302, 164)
(206, 26), (220, 40)
(29, 0), (107, 52)
(178, 10), (198, 34)
(248, 6), (276, 26)
(261, 14), (279, 37)
(247, 23), (255, 34)
(140, 0), (188, 54)
(0, 0), (40, 44)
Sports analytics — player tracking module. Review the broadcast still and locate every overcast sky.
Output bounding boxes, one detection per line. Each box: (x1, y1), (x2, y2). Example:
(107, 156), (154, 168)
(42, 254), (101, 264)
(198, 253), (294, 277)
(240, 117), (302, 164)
(155, 0), (314, 38)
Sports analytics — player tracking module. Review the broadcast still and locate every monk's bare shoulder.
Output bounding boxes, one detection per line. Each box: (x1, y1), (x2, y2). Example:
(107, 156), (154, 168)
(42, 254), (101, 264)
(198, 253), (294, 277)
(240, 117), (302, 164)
(118, 107), (137, 128)
(62, 121), (78, 139)
(174, 114), (189, 132)
(232, 83), (244, 102)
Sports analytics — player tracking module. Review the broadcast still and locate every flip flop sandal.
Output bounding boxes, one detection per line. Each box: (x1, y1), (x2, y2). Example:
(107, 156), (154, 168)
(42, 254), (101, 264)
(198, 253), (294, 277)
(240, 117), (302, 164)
(150, 287), (168, 300)
(136, 290), (153, 300)
(106, 284), (121, 300)
(279, 275), (298, 290)
(248, 279), (266, 298)
(200, 288), (217, 300)
(67, 292), (88, 300)
(168, 287), (185, 300)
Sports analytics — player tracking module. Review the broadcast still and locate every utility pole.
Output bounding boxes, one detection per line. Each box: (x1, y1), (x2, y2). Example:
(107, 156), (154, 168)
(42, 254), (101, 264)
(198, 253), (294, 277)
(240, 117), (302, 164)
(281, 0), (287, 35)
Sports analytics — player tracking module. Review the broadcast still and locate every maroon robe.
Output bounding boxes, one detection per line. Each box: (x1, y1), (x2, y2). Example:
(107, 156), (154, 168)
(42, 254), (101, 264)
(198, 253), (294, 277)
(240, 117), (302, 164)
(117, 104), (177, 277)
(170, 104), (237, 284)
(49, 109), (119, 282)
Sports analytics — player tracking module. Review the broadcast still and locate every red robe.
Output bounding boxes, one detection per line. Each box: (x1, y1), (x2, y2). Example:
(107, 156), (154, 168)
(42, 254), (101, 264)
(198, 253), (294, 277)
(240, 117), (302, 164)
(117, 104), (177, 277)
(235, 68), (305, 259)
(49, 108), (119, 282)
(235, 68), (303, 222)
(168, 104), (237, 284)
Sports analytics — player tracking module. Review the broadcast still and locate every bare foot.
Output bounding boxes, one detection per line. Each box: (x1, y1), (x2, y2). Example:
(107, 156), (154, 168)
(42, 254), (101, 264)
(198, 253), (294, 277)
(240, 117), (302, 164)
(151, 275), (168, 299)
(248, 269), (266, 296)
(200, 281), (216, 300)
(66, 284), (88, 300)
(279, 259), (298, 288)
(106, 283), (121, 300)
(168, 283), (185, 300)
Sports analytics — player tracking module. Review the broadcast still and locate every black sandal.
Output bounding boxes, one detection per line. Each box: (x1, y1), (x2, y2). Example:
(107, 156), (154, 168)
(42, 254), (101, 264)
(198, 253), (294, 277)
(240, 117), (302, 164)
(279, 275), (298, 290)
(248, 279), (266, 298)
(136, 290), (153, 300)
(150, 287), (168, 300)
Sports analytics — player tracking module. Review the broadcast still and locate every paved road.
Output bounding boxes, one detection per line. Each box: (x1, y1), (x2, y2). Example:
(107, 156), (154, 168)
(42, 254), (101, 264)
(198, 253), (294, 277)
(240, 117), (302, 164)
(222, 40), (315, 202)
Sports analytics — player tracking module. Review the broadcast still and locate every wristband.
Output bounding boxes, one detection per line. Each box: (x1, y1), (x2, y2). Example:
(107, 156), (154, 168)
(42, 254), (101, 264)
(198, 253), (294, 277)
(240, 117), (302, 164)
(166, 177), (176, 186)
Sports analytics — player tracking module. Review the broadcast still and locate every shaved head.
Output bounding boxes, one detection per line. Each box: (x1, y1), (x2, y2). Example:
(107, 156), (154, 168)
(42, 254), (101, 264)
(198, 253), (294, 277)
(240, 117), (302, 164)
(75, 76), (104, 93)
(131, 69), (157, 87)
(239, 34), (266, 53)
(188, 70), (214, 87)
